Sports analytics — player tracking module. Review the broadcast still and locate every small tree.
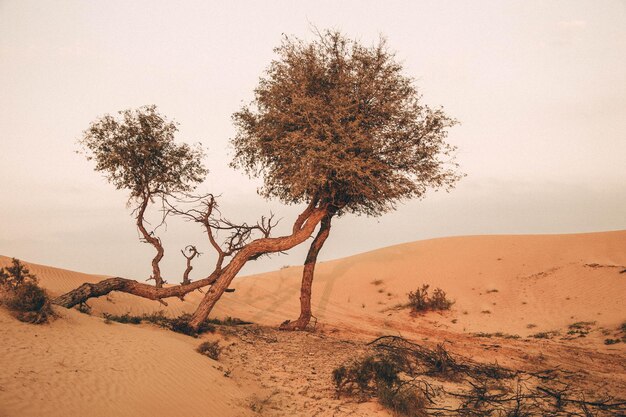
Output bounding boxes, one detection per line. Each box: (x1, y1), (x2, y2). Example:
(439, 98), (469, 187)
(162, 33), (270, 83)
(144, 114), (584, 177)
(79, 105), (207, 287)
(232, 31), (461, 330)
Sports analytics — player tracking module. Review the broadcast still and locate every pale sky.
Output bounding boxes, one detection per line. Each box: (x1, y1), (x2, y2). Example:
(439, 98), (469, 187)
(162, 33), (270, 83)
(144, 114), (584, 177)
(1, 1), (625, 281)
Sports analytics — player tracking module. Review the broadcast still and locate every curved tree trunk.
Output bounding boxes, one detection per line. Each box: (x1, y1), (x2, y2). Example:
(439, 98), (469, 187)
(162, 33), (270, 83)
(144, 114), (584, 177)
(54, 204), (328, 330)
(279, 213), (332, 331)
(136, 196), (165, 288)
(187, 206), (328, 329)
(53, 273), (219, 308)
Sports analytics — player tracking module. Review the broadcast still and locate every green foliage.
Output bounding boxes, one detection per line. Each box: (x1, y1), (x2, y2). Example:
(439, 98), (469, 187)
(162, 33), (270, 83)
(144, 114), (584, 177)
(80, 105), (207, 200)
(0, 258), (38, 290)
(407, 284), (454, 313)
(0, 259), (52, 324)
(206, 316), (252, 326)
(100, 311), (215, 337)
(566, 321), (596, 337)
(102, 312), (142, 324)
(530, 331), (559, 339)
(232, 30), (460, 216)
(197, 340), (222, 360)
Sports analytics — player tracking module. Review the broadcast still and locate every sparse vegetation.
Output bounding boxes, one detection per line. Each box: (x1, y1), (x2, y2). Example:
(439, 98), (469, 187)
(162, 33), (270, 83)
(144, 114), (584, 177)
(486, 289), (499, 293)
(101, 311), (216, 337)
(566, 321), (596, 338)
(334, 335), (625, 416)
(407, 284), (454, 313)
(103, 312), (142, 324)
(604, 338), (621, 345)
(474, 332), (520, 340)
(371, 279), (384, 286)
(0, 258), (53, 324)
(197, 340), (222, 360)
(530, 331), (560, 339)
(333, 354), (428, 416)
(206, 316), (252, 326)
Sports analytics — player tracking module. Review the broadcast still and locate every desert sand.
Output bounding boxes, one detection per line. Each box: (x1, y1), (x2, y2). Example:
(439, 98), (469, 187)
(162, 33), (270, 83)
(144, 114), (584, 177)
(1, 230), (625, 416)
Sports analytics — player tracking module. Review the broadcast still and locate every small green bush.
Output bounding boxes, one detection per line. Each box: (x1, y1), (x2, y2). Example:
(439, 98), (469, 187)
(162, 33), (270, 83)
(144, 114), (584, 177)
(407, 284), (453, 313)
(197, 340), (222, 360)
(206, 316), (251, 326)
(100, 311), (215, 337)
(0, 259), (52, 324)
(103, 312), (142, 324)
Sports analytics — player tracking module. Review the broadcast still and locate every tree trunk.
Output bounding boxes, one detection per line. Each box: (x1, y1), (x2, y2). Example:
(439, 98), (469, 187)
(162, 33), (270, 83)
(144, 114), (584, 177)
(53, 204), (328, 328)
(279, 213), (332, 331)
(52, 273), (219, 308)
(187, 206), (328, 330)
(136, 196), (165, 288)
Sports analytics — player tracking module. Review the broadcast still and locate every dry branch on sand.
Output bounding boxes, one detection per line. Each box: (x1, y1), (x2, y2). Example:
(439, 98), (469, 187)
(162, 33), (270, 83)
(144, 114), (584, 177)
(333, 335), (626, 417)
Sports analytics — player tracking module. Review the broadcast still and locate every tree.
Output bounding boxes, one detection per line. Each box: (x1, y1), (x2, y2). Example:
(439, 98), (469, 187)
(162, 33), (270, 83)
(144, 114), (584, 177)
(79, 105), (207, 287)
(231, 30), (461, 330)
(54, 107), (332, 330)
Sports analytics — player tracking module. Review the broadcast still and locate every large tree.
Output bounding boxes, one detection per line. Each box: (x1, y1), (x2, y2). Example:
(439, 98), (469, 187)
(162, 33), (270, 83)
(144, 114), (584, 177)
(79, 105), (207, 287)
(232, 31), (461, 330)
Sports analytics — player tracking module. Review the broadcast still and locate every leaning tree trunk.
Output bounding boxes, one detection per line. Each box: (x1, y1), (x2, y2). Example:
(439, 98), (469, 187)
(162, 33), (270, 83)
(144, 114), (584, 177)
(279, 213), (332, 331)
(53, 204), (328, 329)
(187, 207), (328, 330)
(53, 273), (220, 308)
(136, 196), (165, 288)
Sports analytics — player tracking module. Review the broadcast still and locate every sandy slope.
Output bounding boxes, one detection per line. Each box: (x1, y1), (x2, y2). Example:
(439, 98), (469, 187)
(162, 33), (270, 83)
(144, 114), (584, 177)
(229, 230), (626, 339)
(1, 230), (625, 416)
(0, 307), (254, 417)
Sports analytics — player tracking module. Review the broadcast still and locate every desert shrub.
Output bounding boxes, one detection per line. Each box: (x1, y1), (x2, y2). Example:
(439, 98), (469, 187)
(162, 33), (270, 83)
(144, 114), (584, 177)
(0, 258), (37, 290)
(197, 340), (222, 360)
(100, 311), (215, 337)
(168, 314), (215, 336)
(378, 384), (427, 417)
(333, 354), (427, 416)
(333, 355), (401, 398)
(407, 284), (453, 313)
(141, 310), (172, 327)
(530, 331), (559, 339)
(102, 312), (142, 324)
(0, 259), (53, 324)
(566, 321), (595, 338)
(604, 338), (621, 345)
(206, 316), (252, 326)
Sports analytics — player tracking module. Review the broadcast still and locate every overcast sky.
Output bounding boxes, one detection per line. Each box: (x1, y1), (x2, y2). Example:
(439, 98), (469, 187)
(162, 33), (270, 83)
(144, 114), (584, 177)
(1, 1), (625, 281)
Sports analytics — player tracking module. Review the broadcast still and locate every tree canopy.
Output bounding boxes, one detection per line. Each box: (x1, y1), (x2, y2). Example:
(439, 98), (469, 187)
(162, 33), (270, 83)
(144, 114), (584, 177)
(80, 105), (207, 201)
(232, 31), (461, 216)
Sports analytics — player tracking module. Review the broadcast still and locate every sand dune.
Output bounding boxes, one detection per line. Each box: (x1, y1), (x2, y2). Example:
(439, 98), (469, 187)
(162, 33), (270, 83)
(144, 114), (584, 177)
(227, 230), (626, 339)
(0, 307), (253, 417)
(1, 230), (625, 416)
